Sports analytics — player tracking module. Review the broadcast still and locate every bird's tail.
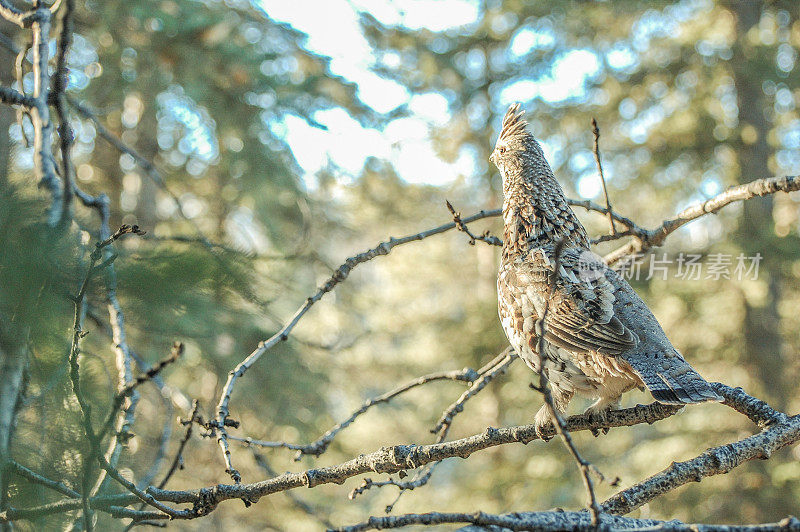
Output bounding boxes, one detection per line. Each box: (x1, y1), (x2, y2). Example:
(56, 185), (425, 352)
(632, 355), (722, 404)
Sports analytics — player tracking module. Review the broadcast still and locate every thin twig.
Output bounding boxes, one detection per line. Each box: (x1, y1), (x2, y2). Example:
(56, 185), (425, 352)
(158, 400), (199, 490)
(121, 401), (201, 532)
(67, 224), (145, 530)
(213, 208), (502, 482)
(432, 349), (515, 440)
(349, 350), (517, 508)
(602, 174), (800, 265)
(96, 342), (184, 446)
(445, 199), (502, 246)
(534, 238), (602, 527)
(233, 366), (480, 460)
(7, 461), (80, 499)
(591, 118), (617, 235)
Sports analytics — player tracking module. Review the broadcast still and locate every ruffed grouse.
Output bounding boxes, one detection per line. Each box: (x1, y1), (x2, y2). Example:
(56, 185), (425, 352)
(491, 104), (721, 434)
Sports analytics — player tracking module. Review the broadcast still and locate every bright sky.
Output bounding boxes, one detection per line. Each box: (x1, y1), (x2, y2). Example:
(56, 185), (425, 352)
(257, 0), (623, 191)
(259, 0), (484, 188)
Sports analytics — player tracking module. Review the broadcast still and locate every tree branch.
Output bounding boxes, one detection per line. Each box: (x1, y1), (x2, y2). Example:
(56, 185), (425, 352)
(232, 366), (481, 460)
(534, 238), (602, 526)
(603, 174), (800, 265)
(332, 511), (800, 532)
(0, 402), (684, 523)
(213, 207), (502, 482)
(601, 412), (800, 516)
(591, 117), (617, 235)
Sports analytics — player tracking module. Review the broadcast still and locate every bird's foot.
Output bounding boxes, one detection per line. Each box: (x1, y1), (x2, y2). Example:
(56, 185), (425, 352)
(534, 404), (557, 442)
(584, 398), (619, 437)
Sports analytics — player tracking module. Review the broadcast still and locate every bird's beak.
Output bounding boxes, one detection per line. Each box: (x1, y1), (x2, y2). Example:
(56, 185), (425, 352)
(489, 152), (495, 163)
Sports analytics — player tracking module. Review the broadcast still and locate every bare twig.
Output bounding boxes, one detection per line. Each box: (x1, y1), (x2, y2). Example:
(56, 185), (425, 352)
(158, 400), (200, 490)
(602, 174), (800, 265)
(445, 200), (502, 246)
(432, 349), (515, 440)
(213, 207), (502, 482)
(591, 118), (617, 235)
(534, 238), (602, 527)
(96, 341), (184, 446)
(121, 401), (201, 532)
(233, 366), (480, 460)
(349, 350), (517, 508)
(67, 223), (145, 529)
(7, 460), (80, 499)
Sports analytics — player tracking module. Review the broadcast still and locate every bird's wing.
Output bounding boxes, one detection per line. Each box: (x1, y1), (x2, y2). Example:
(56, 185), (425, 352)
(534, 248), (639, 355)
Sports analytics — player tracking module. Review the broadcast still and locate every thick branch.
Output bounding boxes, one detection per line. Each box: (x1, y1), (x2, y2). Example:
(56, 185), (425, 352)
(0, 402), (682, 523)
(333, 511), (800, 532)
(601, 413), (800, 515)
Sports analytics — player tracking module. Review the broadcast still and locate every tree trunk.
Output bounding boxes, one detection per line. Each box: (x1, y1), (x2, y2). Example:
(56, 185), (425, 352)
(729, 0), (787, 408)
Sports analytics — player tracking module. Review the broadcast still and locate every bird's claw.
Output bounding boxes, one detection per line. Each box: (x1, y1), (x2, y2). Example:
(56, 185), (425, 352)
(536, 426), (553, 442)
(534, 405), (556, 441)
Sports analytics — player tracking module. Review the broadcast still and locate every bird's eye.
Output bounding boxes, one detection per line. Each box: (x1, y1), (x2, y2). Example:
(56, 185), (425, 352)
(498, 146), (506, 154)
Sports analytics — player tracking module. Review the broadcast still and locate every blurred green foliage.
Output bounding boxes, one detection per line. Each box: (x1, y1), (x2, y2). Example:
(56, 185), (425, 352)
(1, 0), (799, 530)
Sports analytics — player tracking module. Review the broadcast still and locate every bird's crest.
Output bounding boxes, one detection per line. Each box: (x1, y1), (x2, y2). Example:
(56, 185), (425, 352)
(498, 103), (529, 143)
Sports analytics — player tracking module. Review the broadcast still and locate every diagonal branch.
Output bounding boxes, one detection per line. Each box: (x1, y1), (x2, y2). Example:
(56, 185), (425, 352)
(602, 174), (800, 265)
(445, 200), (502, 246)
(534, 238), (602, 526)
(213, 207), (502, 482)
(232, 366), (481, 460)
(601, 413), (800, 515)
(348, 349), (517, 510)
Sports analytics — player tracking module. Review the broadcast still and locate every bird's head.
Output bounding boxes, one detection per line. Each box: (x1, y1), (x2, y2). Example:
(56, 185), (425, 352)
(489, 103), (552, 197)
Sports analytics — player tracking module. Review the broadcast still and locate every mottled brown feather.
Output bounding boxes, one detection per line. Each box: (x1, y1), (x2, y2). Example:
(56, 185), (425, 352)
(492, 103), (722, 424)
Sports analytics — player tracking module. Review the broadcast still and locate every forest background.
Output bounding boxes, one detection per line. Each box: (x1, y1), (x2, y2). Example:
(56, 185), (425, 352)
(1, 0), (799, 530)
